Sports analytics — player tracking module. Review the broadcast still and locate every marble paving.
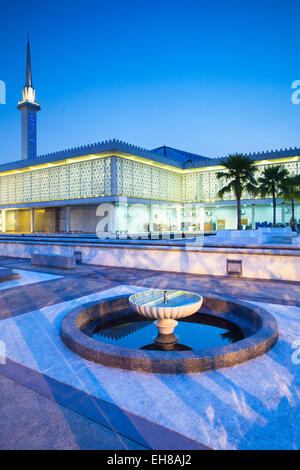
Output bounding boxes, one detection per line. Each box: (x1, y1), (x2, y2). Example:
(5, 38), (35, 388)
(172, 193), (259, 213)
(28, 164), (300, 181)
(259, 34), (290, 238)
(0, 284), (299, 450)
(0, 267), (61, 291)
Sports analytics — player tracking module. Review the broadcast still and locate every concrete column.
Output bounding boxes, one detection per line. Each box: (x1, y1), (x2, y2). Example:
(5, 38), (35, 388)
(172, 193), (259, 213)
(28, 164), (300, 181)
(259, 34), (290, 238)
(281, 203), (285, 225)
(66, 206), (71, 233)
(30, 208), (35, 233)
(198, 205), (204, 231)
(149, 204), (153, 232)
(1, 210), (5, 233)
(111, 203), (116, 235)
(176, 205), (182, 231)
(116, 197), (128, 238)
(251, 204), (256, 229)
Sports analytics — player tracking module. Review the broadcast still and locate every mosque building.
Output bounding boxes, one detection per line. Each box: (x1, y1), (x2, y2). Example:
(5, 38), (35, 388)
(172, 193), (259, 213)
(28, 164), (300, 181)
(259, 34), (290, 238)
(0, 42), (299, 234)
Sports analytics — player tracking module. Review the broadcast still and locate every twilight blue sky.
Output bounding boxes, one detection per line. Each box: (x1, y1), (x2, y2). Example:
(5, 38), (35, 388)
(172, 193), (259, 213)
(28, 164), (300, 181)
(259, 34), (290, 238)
(0, 0), (299, 164)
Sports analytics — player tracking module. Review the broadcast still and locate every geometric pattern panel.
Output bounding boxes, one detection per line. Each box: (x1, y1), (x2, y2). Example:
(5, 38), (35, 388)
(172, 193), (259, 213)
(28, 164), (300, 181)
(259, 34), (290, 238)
(92, 158), (110, 196)
(0, 155), (298, 206)
(183, 171), (222, 202)
(116, 157), (182, 202)
(0, 157), (112, 205)
(184, 161), (300, 202)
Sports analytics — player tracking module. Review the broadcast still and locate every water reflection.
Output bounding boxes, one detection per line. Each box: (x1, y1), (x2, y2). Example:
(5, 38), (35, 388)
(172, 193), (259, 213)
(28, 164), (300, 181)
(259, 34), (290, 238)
(84, 311), (244, 351)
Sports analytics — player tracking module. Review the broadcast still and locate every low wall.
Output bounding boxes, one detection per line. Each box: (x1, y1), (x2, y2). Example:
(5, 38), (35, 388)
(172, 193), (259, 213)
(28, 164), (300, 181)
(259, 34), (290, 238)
(79, 244), (300, 281)
(0, 238), (299, 281)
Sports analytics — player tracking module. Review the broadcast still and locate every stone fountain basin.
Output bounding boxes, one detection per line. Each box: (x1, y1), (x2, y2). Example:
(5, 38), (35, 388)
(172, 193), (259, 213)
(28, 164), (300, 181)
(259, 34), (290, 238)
(60, 294), (279, 373)
(129, 290), (203, 320)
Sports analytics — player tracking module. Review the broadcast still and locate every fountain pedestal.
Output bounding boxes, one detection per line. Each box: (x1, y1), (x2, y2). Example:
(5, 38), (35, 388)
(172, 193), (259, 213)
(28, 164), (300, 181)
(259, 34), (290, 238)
(129, 290), (203, 345)
(154, 319), (178, 344)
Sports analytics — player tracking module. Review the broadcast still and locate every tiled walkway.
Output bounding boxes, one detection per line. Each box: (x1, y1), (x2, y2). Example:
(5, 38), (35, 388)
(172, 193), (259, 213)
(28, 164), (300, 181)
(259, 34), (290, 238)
(0, 257), (300, 313)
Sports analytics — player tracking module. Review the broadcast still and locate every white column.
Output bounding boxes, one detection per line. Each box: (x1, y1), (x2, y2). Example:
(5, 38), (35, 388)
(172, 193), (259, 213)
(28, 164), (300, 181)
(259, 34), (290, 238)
(198, 205), (204, 231)
(30, 208), (34, 233)
(176, 205), (182, 231)
(66, 206), (70, 233)
(149, 204), (154, 232)
(111, 203), (116, 236)
(117, 196), (128, 238)
(251, 204), (256, 229)
(1, 210), (5, 233)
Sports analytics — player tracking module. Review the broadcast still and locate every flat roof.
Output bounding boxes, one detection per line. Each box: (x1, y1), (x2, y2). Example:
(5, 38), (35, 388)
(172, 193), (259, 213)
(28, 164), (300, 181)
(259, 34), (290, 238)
(0, 138), (299, 174)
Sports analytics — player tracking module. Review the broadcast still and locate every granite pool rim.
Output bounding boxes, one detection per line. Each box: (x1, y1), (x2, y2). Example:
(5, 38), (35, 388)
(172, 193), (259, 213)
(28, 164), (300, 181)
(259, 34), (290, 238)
(60, 293), (279, 374)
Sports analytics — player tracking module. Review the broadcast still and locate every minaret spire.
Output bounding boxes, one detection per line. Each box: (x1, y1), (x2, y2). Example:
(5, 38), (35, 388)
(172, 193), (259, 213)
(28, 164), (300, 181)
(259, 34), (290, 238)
(17, 38), (41, 160)
(25, 39), (33, 88)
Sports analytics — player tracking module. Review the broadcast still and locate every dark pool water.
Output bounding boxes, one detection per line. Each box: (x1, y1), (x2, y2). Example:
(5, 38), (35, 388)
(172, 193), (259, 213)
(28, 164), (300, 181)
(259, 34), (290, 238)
(84, 311), (244, 351)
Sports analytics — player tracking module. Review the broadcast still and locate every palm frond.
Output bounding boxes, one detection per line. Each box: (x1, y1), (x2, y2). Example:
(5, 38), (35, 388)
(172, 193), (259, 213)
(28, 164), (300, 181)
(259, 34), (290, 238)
(217, 153), (257, 201)
(245, 182), (259, 196)
(218, 182), (234, 199)
(216, 171), (229, 180)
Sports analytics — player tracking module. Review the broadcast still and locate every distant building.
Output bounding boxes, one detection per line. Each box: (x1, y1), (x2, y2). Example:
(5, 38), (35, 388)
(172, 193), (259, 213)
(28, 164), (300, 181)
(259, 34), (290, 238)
(0, 43), (299, 234)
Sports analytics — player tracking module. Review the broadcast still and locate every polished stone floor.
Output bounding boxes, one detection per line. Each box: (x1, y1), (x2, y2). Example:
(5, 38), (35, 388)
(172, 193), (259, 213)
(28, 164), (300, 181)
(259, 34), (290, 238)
(0, 256), (299, 450)
(0, 374), (147, 450)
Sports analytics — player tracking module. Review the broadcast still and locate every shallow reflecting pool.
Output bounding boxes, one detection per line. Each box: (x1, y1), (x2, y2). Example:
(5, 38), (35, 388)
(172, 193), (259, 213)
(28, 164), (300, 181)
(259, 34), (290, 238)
(83, 311), (244, 351)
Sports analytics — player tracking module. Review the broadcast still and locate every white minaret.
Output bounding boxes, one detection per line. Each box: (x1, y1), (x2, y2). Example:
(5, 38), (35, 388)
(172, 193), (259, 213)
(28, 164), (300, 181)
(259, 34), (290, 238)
(17, 40), (40, 160)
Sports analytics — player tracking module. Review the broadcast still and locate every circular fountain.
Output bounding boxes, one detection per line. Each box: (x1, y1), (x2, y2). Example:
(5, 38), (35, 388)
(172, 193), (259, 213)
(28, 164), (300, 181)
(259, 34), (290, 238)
(129, 290), (203, 344)
(60, 289), (279, 374)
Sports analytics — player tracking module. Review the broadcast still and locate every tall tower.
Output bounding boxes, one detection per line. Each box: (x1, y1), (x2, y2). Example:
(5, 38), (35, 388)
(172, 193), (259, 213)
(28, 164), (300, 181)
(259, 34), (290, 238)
(17, 40), (40, 160)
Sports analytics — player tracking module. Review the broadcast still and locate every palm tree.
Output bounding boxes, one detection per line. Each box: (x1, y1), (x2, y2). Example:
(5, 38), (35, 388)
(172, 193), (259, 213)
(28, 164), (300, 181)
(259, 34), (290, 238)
(216, 154), (257, 230)
(278, 175), (300, 231)
(258, 165), (289, 226)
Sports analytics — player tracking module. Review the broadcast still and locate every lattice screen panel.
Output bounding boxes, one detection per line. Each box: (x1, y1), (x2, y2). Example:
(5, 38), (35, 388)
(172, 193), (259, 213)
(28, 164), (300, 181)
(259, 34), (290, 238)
(0, 157), (112, 205)
(116, 157), (182, 202)
(0, 156), (299, 206)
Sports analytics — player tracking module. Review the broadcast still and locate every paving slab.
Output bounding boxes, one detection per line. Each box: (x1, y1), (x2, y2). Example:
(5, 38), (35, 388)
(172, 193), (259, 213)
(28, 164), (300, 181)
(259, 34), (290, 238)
(0, 374), (147, 450)
(0, 275), (118, 319)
